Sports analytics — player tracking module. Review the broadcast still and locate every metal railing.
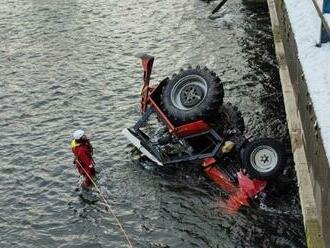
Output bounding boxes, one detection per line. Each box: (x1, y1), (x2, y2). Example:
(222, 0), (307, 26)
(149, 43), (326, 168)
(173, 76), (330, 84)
(312, 0), (330, 45)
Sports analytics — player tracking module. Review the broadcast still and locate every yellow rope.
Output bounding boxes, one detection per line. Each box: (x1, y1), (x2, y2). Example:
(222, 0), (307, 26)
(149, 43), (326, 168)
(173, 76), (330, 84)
(75, 160), (134, 248)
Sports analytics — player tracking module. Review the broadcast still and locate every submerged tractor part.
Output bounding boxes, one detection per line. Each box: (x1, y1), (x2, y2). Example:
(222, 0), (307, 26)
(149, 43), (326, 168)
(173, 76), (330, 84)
(217, 102), (245, 134)
(226, 172), (267, 213)
(122, 128), (163, 166)
(203, 157), (237, 193)
(203, 157), (267, 213)
(122, 105), (224, 166)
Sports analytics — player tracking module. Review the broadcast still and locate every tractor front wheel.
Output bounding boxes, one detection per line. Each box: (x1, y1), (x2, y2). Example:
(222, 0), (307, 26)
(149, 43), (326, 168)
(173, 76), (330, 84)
(242, 138), (286, 180)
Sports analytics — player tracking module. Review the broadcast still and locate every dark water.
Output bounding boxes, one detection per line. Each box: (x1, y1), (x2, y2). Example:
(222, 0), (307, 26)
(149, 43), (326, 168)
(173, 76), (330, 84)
(0, 0), (306, 247)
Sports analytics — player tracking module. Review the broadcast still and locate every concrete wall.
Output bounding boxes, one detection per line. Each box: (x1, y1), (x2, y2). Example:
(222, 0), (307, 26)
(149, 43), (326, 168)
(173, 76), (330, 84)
(272, 0), (330, 246)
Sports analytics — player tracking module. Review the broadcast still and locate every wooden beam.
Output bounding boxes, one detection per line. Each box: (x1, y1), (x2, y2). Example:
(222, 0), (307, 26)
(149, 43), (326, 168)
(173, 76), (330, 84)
(311, 0), (330, 44)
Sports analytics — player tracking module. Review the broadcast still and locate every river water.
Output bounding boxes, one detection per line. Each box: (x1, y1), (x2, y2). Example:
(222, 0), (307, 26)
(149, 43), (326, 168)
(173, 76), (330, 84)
(0, 0), (306, 247)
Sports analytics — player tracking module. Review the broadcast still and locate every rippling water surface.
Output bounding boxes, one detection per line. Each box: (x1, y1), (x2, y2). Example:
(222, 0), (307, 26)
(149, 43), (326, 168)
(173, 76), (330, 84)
(0, 0), (306, 247)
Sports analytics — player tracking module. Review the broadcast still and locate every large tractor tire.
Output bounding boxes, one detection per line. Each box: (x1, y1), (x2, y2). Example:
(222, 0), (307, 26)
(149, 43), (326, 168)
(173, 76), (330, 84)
(217, 102), (245, 134)
(242, 138), (286, 180)
(161, 66), (224, 123)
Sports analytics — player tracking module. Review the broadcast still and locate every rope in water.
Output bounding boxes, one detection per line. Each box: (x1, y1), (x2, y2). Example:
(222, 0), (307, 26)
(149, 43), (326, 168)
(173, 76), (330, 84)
(75, 160), (133, 248)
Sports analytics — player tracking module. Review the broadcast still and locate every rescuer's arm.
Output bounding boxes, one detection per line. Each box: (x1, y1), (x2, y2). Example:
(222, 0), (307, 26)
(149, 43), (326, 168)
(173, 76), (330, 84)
(74, 156), (84, 175)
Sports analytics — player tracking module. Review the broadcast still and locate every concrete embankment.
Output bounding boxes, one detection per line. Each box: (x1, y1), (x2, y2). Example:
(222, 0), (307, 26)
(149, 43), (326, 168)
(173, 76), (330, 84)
(267, 0), (327, 247)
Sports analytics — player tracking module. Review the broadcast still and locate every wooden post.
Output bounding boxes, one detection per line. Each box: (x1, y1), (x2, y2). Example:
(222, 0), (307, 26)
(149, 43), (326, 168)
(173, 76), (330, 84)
(320, 0), (330, 43)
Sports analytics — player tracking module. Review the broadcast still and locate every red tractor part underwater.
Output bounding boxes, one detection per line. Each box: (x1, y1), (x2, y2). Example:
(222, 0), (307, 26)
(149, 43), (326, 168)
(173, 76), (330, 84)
(123, 54), (286, 212)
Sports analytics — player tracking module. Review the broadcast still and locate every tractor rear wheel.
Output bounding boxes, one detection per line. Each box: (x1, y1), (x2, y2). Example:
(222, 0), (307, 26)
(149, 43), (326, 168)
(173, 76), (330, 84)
(161, 66), (224, 123)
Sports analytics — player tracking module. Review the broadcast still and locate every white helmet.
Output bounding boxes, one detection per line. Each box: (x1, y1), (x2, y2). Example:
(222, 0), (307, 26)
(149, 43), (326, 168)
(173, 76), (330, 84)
(73, 129), (85, 140)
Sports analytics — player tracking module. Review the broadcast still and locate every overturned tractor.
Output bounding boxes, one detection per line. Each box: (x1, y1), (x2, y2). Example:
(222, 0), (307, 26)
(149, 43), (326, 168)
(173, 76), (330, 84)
(123, 54), (286, 211)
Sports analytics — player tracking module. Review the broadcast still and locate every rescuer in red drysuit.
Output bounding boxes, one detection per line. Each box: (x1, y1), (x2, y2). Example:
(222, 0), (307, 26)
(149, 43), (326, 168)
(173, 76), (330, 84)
(71, 130), (96, 189)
